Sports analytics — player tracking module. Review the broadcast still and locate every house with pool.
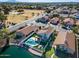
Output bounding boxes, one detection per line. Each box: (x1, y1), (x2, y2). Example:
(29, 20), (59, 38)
(18, 26), (54, 56)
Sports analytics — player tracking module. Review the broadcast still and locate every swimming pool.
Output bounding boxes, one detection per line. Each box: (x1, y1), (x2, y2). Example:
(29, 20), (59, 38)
(24, 37), (38, 47)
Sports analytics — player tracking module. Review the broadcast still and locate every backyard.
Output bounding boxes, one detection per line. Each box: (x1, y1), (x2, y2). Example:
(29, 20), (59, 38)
(23, 33), (45, 52)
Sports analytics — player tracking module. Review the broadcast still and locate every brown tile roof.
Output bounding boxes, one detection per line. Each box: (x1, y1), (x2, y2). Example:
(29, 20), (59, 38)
(17, 25), (39, 36)
(63, 18), (75, 25)
(66, 31), (75, 53)
(53, 31), (67, 45)
(53, 31), (75, 53)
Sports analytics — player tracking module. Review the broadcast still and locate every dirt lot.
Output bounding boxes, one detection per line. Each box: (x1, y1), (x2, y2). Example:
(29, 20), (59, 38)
(6, 9), (44, 27)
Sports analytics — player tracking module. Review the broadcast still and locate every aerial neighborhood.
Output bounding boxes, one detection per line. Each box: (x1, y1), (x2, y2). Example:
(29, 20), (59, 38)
(0, 2), (79, 58)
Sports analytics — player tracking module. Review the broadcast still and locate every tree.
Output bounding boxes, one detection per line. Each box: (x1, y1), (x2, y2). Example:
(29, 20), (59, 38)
(0, 28), (9, 43)
(45, 8), (51, 13)
(53, 14), (59, 17)
(32, 12), (35, 16)
(17, 9), (24, 12)
(0, 13), (7, 28)
(0, 13), (6, 22)
(72, 26), (79, 34)
(0, 28), (10, 52)
(2, 5), (11, 15)
(68, 6), (73, 17)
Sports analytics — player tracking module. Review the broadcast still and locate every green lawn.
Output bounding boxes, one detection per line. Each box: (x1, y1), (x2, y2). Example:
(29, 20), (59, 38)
(53, 54), (58, 58)
(32, 34), (39, 37)
(45, 48), (55, 58)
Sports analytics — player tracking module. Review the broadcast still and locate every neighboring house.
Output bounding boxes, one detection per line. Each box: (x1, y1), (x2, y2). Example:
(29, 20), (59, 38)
(63, 18), (75, 30)
(36, 16), (49, 24)
(75, 14), (79, 20)
(63, 18), (75, 25)
(56, 7), (62, 13)
(50, 17), (60, 25)
(71, 9), (77, 14)
(61, 10), (70, 14)
(53, 31), (76, 54)
(16, 25), (39, 38)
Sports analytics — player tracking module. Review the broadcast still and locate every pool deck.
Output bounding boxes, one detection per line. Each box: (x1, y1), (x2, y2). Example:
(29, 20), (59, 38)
(9, 43), (18, 46)
(28, 48), (42, 57)
(18, 32), (35, 46)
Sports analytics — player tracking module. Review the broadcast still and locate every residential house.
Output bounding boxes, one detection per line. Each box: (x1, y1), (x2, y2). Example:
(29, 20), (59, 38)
(36, 27), (53, 41)
(53, 31), (76, 54)
(16, 25), (39, 38)
(75, 13), (79, 20)
(63, 18), (75, 29)
(35, 16), (49, 24)
(50, 17), (60, 25)
(61, 8), (70, 14)
(71, 9), (77, 14)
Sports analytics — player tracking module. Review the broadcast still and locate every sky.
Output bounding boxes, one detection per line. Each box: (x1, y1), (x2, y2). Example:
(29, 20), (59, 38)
(0, 0), (79, 2)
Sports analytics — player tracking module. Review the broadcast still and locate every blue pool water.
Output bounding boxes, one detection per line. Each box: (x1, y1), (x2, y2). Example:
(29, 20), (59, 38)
(24, 37), (38, 47)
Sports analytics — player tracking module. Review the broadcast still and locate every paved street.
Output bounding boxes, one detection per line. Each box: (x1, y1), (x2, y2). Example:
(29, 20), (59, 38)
(7, 13), (46, 33)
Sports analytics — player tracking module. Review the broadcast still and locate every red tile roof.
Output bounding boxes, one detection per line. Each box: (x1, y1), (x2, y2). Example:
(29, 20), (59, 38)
(17, 25), (39, 36)
(53, 31), (75, 53)
(63, 18), (75, 25)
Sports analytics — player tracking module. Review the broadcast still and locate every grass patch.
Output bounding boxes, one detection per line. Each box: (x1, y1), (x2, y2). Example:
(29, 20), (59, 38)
(53, 54), (58, 58)
(45, 48), (55, 58)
